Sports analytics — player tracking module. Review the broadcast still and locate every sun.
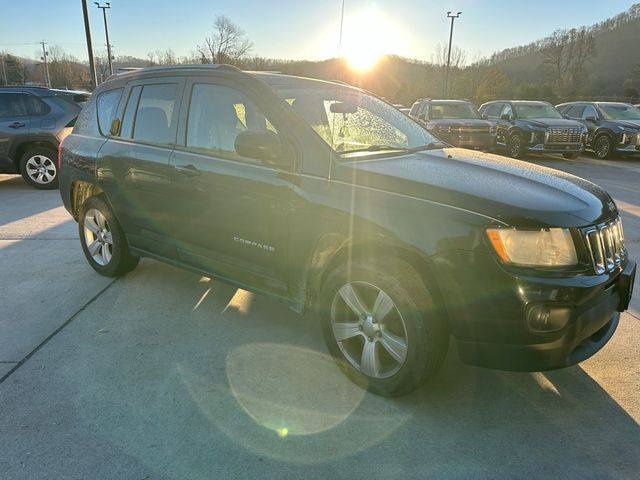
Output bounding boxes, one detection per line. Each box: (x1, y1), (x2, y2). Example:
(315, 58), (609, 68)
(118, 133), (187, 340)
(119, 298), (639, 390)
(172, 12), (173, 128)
(341, 8), (399, 72)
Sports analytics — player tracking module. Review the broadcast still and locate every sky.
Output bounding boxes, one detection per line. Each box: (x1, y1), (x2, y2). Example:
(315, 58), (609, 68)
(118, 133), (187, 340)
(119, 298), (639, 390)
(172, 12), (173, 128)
(0, 0), (635, 64)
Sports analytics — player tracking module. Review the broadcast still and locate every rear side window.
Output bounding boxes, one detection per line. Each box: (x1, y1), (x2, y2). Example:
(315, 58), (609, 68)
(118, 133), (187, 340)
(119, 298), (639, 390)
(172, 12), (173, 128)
(25, 95), (51, 116)
(96, 88), (123, 136)
(565, 105), (585, 118)
(131, 83), (179, 145)
(0, 93), (27, 117)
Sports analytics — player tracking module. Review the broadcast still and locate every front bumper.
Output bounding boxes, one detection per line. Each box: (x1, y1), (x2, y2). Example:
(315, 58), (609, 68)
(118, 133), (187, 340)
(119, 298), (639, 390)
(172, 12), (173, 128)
(527, 142), (583, 154)
(433, 249), (635, 372)
(437, 133), (496, 151)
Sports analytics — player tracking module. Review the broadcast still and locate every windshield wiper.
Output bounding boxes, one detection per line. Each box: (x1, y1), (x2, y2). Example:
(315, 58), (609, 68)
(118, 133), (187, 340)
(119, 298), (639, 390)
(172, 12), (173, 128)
(339, 142), (449, 155)
(408, 142), (449, 152)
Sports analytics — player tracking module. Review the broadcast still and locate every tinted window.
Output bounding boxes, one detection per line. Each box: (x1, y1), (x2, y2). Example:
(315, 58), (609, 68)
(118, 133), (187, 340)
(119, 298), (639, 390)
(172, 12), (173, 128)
(514, 103), (562, 119)
(96, 89), (123, 136)
(430, 102), (480, 119)
(501, 104), (513, 118)
(565, 105), (585, 118)
(72, 95), (100, 136)
(0, 93), (27, 117)
(25, 95), (51, 116)
(186, 83), (276, 157)
(132, 84), (179, 145)
(583, 106), (598, 119)
(485, 103), (502, 118)
(599, 104), (640, 120)
(120, 86), (142, 138)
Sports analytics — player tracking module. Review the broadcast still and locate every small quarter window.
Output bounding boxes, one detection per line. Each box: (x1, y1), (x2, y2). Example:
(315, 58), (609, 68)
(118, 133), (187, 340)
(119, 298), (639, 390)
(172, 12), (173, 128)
(96, 88), (123, 136)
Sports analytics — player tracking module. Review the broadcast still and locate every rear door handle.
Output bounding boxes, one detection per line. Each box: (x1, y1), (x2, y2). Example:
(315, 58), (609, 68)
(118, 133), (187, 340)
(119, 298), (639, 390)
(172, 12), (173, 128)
(9, 122), (26, 129)
(174, 164), (201, 176)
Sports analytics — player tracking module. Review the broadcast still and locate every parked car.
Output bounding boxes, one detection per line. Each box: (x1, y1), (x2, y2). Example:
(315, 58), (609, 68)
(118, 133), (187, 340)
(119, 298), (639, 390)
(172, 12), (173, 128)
(556, 102), (640, 159)
(409, 98), (495, 150)
(60, 66), (635, 396)
(0, 85), (85, 189)
(479, 100), (587, 159)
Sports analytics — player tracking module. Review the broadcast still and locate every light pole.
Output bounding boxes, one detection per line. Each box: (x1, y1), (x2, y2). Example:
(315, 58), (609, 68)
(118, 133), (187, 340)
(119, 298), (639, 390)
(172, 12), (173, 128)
(94, 2), (113, 77)
(444, 11), (462, 97)
(81, 0), (98, 89)
(1, 54), (8, 85)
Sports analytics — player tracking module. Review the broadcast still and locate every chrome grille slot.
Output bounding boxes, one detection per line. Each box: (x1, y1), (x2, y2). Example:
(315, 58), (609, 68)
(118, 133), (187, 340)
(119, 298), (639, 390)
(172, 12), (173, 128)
(546, 127), (582, 143)
(584, 217), (626, 274)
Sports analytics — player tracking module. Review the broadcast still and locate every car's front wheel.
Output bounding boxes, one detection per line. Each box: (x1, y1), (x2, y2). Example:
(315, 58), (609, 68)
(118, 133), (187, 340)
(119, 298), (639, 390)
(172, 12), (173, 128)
(19, 147), (59, 190)
(507, 133), (524, 158)
(79, 195), (139, 277)
(593, 134), (613, 159)
(319, 258), (448, 396)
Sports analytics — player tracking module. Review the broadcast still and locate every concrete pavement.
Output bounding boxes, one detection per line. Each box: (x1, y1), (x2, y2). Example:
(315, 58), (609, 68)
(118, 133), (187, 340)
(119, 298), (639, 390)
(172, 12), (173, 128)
(0, 154), (639, 479)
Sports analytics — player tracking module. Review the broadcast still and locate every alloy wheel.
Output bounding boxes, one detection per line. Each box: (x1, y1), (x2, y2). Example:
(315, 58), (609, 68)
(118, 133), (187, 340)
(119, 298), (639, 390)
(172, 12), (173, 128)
(25, 155), (57, 185)
(330, 281), (409, 379)
(594, 136), (611, 159)
(509, 136), (521, 157)
(83, 208), (114, 266)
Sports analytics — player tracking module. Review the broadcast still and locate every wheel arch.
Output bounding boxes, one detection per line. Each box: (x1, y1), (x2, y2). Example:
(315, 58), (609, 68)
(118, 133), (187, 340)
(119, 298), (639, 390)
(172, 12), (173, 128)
(11, 140), (58, 169)
(70, 180), (105, 221)
(303, 236), (450, 327)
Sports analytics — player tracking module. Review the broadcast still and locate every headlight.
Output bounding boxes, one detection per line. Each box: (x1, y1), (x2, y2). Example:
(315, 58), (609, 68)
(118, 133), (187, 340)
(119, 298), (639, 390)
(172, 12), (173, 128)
(486, 228), (578, 267)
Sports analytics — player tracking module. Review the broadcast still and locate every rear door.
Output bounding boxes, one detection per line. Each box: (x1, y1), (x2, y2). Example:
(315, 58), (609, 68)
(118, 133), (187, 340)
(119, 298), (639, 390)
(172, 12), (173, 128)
(0, 92), (31, 169)
(97, 77), (185, 258)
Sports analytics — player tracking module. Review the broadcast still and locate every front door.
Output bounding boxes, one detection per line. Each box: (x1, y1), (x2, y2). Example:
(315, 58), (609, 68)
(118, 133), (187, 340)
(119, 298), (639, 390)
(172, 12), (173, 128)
(167, 77), (295, 295)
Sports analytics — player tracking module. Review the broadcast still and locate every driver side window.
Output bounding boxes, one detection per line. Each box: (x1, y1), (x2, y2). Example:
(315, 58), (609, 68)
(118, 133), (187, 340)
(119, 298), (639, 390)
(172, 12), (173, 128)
(501, 104), (513, 119)
(582, 106), (598, 120)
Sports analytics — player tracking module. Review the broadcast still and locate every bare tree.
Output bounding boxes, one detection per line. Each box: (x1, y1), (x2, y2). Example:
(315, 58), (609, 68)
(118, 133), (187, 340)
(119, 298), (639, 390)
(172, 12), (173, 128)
(542, 28), (596, 95)
(197, 16), (253, 65)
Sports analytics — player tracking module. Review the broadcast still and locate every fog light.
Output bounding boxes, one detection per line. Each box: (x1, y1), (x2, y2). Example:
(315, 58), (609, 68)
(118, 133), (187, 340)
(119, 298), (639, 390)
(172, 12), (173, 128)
(526, 304), (571, 333)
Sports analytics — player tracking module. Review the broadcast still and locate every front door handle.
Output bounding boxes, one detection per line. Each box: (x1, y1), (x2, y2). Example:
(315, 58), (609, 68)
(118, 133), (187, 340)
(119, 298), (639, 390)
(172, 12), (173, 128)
(175, 164), (201, 176)
(9, 122), (26, 129)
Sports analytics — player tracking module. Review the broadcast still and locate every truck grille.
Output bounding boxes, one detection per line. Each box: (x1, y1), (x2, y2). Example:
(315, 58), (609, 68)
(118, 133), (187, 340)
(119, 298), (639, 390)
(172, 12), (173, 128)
(546, 127), (582, 143)
(584, 217), (626, 274)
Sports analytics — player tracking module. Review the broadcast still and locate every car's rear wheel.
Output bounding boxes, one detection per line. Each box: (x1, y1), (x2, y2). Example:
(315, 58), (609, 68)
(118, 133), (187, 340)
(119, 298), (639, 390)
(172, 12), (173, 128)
(507, 133), (524, 158)
(593, 134), (612, 159)
(319, 258), (448, 396)
(79, 195), (139, 277)
(19, 147), (58, 190)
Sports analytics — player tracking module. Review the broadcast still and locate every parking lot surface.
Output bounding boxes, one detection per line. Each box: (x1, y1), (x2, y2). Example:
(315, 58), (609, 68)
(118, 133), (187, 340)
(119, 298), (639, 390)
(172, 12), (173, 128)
(1, 154), (639, 479)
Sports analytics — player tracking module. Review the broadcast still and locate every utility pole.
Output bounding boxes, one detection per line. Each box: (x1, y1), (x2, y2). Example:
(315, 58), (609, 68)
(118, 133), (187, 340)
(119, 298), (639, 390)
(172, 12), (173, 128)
(1, 54), (7, 85)
(95, 2), (113, 76)
(338, 0), (345, 55)
(39, 41), (51, 88)
(81, 0), (98, 89)
(444, 11), (462, 97)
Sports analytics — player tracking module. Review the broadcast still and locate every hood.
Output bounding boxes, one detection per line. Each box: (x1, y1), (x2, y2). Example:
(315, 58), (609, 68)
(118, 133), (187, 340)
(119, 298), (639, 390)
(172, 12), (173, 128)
(608, 119), (640, 130)
(339, 148), (615, 228)
(427, 118), (491, 128)
(519, 118), (584, 129)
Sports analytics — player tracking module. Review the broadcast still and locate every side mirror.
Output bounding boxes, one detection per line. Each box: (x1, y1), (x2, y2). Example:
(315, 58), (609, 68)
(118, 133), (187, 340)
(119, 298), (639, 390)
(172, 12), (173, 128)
(481, 113), (488, 120)
(418, 113), (426, 121)
(500, 113), (512, 121)
(110, 118), (121, 136)
(562, 113), (570, 119)
(585, 115), (597, 123)
(235, 129), (285, 166)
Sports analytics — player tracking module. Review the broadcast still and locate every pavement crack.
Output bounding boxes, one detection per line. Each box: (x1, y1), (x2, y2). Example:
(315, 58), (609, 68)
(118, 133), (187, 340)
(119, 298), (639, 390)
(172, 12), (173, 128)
(0, 278), (118, 385)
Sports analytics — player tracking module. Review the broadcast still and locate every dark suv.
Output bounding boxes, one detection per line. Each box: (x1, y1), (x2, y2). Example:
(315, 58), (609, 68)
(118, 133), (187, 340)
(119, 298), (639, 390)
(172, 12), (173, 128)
(479, 100), (587, 159)
(0, 86), (86, 189)
(59, 66), (635, 396)
(556, 102), (640, 159)
(409, 99), (495, 150)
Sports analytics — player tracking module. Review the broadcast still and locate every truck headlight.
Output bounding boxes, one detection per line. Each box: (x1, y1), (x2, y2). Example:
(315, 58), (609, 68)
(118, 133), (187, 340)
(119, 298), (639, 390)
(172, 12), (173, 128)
(486, 228), (578, 267)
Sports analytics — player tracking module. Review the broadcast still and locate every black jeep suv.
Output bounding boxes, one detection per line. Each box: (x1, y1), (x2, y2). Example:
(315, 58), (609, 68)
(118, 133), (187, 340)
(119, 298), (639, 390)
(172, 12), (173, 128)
(0, 86), (87, 189)
(59, 66), (635, 396)
(556, 102), (640, 159)
(409, 98), (495, 150)
(479, 100), (587, 159)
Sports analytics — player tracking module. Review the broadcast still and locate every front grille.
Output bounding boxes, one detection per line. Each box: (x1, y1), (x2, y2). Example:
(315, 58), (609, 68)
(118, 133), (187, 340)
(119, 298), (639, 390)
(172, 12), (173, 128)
(546, 127), (582, 143)
(584, 217), (626, 274)
(438, 126), (489, 134)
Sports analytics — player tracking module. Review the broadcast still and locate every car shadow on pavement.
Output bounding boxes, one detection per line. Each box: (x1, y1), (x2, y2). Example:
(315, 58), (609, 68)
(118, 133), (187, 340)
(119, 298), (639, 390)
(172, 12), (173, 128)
(0, 175), (66, 227)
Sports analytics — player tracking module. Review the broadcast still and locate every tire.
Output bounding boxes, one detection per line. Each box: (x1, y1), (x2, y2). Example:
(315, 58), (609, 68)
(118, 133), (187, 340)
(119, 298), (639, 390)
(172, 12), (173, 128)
(319, 258), (448, 396)
(507, 133), (524, 159)
(562, 152), (581, 160)
(19, 147), (59, 190)
(593, 134), (612, 160)
(78, 195), (139, 277)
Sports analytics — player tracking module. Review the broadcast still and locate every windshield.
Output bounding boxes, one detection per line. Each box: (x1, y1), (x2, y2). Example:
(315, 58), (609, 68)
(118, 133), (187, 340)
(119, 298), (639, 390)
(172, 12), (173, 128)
(430, 102), (480, 119)
(599, 104), (640, 120)
(514, 104), (562, 119)
(274, 85), (438, 154)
